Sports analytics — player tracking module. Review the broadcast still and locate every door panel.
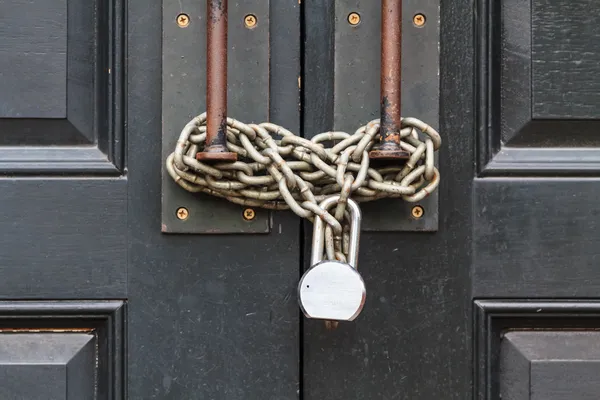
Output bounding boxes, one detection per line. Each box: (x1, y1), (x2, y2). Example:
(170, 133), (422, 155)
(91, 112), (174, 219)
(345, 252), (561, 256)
(474, 0), (600, 399)
(475, 301), (600, 399)
(0, 0), (121, 397)
(473, 179), (600, 297)
(0, 333), (96, 399)
(0, 301), (125, 399)
(478, 0), (600, 175)
(0, 0), (126, 298)
(0, 0), (125, 173)
(0, 179), (126, 299)
(3, 0), (597, 397)
(128, 1), (301, 398)
(302, 1), (471, 399)
(501, 331), (600, 400)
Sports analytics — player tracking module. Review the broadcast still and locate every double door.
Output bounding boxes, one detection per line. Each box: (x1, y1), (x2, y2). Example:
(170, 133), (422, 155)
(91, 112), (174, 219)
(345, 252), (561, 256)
(1, 0), (598, 398)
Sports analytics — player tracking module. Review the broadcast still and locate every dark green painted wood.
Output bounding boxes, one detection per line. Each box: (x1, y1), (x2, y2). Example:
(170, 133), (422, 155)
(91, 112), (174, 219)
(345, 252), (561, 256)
(0, 0), (67, 118)
(0, 179), (126, 298)
(477, 0), (600, 176)
(129, 0), (301, 398)
(473, 178), (600, 297)
(0, 301), (125, 399)
(303, 0), (472, 398)
(474, 0), (600, 397)
(0, 0), (125, 175)
(502, 331), (600, 399)
(0, 334), (96, 399)
(476, 301), (600, 399)
(2, 0), (600, 398)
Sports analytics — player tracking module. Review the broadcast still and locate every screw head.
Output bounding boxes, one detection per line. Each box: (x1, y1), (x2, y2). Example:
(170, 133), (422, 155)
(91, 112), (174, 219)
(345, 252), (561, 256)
(243, 208), (256, 221)
(177, 13), (190, 28)
(244, 14), (257, 29)
(348, 12), (361, 26)
(176, 207), (189, 221)
(411, 205), (425, 219)
(413, 13), (426, 27)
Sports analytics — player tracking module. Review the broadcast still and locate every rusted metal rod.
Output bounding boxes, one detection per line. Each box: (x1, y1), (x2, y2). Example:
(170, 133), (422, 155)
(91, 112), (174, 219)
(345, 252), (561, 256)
(197, 0), (237, 162)
(370, 0), (409, 160)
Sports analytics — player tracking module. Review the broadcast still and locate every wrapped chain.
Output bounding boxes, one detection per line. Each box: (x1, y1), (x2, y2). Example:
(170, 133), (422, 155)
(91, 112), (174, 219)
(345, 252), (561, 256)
(166, 112), (441, 261)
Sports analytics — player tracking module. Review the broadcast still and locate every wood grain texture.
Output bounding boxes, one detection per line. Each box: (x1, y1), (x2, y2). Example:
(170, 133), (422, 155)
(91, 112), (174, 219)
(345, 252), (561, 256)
(477, 0), (600, 175)
(502, 332), (600, 400)
(0, 301), (125, 399)
(0, 334), (96, 399)
(0, 146), (121, 175)
(0, 0), (125, 174)
(66, 0), (97, 143)
(532, 0), (600, 119)
(303, 0), (472, 398)
(303, 1), (335, 136)
(474, 3), (600, 397)
(0, 179), (127, 298)
(129, 0), (301, 397)
(0, 120), (91, 146)
(475, 301), (600, 399)
(500, 0), (531, 145)
(500, 333), (530, 400)
(473, 178), (600, 297)
(3, 0), (597, 396)
(0, 0), (67, 118)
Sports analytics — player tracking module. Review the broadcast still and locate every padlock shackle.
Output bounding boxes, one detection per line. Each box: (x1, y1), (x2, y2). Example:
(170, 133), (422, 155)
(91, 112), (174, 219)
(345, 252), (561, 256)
(311, 196), (362, 269)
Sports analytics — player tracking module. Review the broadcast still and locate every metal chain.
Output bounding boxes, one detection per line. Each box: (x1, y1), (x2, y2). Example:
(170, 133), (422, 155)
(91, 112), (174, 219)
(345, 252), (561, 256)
(166, 112), (441, 261)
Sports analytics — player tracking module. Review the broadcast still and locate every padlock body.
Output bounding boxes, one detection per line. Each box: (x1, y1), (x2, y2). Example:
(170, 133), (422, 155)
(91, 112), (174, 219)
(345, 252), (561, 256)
(298, 261), (366, 321)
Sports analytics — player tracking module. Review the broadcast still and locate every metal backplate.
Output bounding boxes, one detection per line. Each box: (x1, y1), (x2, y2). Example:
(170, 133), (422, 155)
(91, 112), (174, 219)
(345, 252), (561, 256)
(161, 0), (270, 234)
(313, 0), (440, 231)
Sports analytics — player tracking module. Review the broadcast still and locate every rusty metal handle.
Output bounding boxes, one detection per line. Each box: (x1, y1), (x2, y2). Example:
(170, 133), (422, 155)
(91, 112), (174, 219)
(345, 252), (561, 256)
(197, 0), (237, 162)
(369, 0), (409, 160)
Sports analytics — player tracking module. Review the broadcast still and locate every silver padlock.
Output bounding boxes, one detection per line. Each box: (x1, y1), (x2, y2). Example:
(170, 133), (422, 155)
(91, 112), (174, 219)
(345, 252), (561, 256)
(298, 196), (366, 321)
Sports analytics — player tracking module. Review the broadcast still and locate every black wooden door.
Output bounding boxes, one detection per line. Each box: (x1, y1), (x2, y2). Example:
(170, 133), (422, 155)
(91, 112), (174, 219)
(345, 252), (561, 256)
(1, 0), (598, 399)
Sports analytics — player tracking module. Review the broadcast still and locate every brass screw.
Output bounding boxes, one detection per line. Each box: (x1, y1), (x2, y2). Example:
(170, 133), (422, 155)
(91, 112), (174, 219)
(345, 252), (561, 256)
(243, 208), (256, 221)
(177, 13), (190, 28)
(244, 14), (257, 29)
(348, 12), (361, 26)
(176, 207), (189, 221)
(413, 13), (426, 27)
(411, 205), (425, 219)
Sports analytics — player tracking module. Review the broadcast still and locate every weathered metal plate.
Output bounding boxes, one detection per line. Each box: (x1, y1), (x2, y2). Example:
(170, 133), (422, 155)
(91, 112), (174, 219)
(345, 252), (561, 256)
(331, 0), (440, 231)
(161, 0), (271, 233)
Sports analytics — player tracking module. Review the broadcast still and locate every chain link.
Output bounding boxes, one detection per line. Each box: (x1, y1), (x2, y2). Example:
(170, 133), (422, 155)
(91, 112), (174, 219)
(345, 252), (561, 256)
(166, 112), (441, 261)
